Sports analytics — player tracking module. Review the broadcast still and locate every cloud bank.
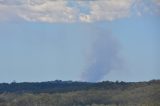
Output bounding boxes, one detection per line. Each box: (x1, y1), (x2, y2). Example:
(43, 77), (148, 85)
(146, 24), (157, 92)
(0, 0), (159, 23)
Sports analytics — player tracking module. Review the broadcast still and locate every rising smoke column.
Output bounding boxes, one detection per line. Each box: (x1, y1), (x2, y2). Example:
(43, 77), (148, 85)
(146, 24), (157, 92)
(81, 29), (122, 82)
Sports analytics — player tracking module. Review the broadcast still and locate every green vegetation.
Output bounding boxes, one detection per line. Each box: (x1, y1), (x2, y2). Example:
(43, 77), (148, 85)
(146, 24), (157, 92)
(0, 80), (159, 106)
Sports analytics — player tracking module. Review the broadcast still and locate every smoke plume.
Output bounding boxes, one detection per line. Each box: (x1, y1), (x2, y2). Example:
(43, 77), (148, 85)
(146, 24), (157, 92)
(81, 29), (122, 82)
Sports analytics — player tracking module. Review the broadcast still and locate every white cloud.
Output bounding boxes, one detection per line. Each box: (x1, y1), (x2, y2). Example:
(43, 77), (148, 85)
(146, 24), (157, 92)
(0, 0), (159, 23)
(18, 0), (78, 23)
(0, 0), (78, 23)
(80, 0), (133, 22)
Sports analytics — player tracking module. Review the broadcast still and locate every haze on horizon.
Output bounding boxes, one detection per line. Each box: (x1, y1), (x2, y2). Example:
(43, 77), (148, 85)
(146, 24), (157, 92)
(0, 0), (159, 83)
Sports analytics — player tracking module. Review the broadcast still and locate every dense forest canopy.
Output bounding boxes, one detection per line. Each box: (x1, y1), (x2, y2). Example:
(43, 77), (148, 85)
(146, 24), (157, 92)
(0, 80), (159, 93)
(0, 80), (132, 93)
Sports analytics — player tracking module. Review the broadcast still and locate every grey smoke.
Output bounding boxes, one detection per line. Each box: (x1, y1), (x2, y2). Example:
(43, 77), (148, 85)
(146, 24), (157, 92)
(81, 29), (122, 82)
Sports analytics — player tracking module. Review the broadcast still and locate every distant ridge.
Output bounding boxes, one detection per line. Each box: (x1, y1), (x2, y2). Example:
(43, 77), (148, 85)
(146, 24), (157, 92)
(0, 79), (159, 93)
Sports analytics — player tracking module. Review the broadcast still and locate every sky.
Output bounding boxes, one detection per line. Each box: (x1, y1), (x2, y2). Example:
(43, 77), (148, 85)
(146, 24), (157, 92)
(0, 0), (159, 82)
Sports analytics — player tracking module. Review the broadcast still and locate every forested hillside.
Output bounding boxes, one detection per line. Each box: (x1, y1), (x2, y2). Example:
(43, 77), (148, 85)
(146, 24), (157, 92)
(0, 80), (133, 93)
(0, 80), (159, 106)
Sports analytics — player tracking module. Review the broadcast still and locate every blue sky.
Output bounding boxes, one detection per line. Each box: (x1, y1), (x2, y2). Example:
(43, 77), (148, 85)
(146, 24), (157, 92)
(0, 0), (159, 82)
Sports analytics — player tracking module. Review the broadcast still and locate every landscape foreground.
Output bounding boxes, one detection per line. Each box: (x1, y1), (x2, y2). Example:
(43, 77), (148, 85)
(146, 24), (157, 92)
(0, 80), (159, 106)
